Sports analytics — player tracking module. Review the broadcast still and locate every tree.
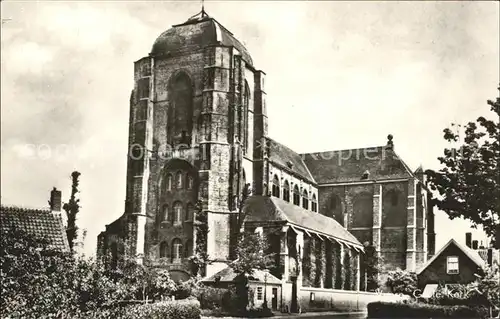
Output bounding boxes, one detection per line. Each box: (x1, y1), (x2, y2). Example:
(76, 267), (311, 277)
(63, 171), (82, 251)
(228, 183), (275, 311)
(189, 200), (211, 278)
(426, 87), (500, 247)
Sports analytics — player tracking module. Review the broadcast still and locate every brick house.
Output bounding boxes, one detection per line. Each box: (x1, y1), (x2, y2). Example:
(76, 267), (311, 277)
(97, 10), (434, 310)
(417, 233), (499, 289)
(417, 238), (486, 288)
(1, 188), (69, 252)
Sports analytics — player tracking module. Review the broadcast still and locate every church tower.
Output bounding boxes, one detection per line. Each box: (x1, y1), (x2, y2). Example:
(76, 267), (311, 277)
(123, 11), (267, 278)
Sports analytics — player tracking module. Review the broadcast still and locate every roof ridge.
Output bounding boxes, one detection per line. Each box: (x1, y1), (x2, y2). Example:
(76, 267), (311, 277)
(301, 145), (385, 156)
(0, 204), (51, 213)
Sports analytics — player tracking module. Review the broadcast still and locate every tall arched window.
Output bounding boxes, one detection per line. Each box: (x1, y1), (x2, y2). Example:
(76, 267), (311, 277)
(186, 203), (194, 221)
(172, 238), (183, 263)
(293, 185), (300, 205)
(168, 73), (193, 146)
(302, 189), (309, 210)
(272, 175), (280, 197)
(311, 194), (317, 212)
(162, 204), (169, 221)
(283, 180), (290, 202)
(243, 81), (250, 154)
(166, 174), (173, 191)
(159, 241), (168, 258)
(175, 171), (183, 189)
(173, 202), (183, 225)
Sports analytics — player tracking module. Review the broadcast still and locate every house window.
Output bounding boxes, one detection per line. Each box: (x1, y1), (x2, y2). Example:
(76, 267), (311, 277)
(173, 202), (183, 225)
(175, 171), (183, 189)
(447, 256), (459, 274)
(256, 287), (263, 301)
(166, 174), (172, 191)
(272, 175), (280, 198)
(172, 238), (183, 263)
(302, 190), (309, 210)
(283, 180), (290, 202)
(293, 185), (300, 205)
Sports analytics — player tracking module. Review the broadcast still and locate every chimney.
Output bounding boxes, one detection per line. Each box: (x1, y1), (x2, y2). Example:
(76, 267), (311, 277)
(49, 187), (62, 212)
(465, 232), (472, 248)
(487, 249), (493, 267)
(472, 240), (478, 250)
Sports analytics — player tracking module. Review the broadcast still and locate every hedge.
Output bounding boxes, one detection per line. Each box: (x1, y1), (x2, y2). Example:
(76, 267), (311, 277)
(83, 299), (201, 319)
(367, 301), (489, 318)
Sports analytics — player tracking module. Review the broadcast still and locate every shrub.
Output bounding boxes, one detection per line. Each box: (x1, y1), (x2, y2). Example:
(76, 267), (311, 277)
(244, 306), (274, 318)
(385, 268), (417, 296)
(367, 301), (489, 318)
(120, 299), (201, 319)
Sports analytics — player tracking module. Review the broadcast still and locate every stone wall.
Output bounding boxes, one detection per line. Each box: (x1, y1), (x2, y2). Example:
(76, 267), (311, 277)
(298, 287), (410, 312)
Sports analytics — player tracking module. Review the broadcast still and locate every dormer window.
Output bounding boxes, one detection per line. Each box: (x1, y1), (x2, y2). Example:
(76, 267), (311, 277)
(286, 161), (294, 170)
(361, 170), (370, 180)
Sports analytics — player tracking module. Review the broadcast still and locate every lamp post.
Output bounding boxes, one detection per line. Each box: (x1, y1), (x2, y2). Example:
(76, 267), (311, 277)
(263, 272), (268, 309)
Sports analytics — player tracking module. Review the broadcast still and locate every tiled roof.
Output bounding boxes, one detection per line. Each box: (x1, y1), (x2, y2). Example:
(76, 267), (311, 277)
(244, 196), (362, 247)
(202, 266), (281, 285)
(417, 239), (486, 275)
(266, 137), (316, 183)
(301, 146), (414, 184)
(0, 205), (70, 252)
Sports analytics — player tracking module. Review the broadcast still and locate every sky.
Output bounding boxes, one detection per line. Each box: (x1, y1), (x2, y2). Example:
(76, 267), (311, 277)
(1, 1), (499, 256)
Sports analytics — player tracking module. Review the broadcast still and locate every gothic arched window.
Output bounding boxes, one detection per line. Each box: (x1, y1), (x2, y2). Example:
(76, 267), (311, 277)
(187, 174), (194, 190)
(159, 241), (168, 258)
(166, 174), (173, 191)
(162, 204), (169, 221)
(311, 194), (317, 212)
(175, 171), (183, 189)
(272, 175), (280, 198)
(243, 81), (250, 154)
(172, 238), (183, 263)
(186, 203), (194, 221)
(302, 189), (309, 210)
(293, 185), (300, 205)
(283, 180), (290, 202)
(173, 202), (183, 225)
(168, 72), (193, 146)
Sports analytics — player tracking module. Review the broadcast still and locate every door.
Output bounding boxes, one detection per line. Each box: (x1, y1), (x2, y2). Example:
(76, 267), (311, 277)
(271, 288), (278, 310)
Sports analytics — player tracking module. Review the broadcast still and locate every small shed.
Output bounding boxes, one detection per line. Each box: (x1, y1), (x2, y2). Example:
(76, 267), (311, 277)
(202, 267), (282, 310)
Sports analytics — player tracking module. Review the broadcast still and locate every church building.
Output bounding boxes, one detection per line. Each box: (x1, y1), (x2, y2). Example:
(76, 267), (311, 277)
(97, 10), (435, 310)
